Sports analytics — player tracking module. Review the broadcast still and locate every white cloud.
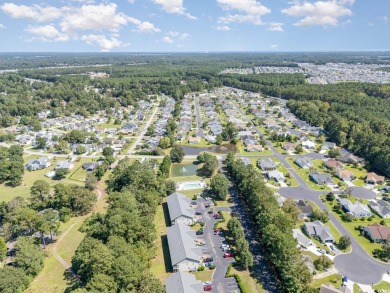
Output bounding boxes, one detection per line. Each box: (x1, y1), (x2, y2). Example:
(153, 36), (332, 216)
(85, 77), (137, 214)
(136, 21), (161, 33)
(217, 0), (271, 25)
(0, 24), (5, 29)
(60, 3), (132, 34)
(81, 34), (128, 51)
(215, 25), (231, 31)
(379, 16), (388, 24)
(25, 25), (69, 42)
(270, 44), (279, 49)
(281, 0), (354, 27)
(161, 36), (174, 43)
(152, 0), (196, 19)
(0, 3), (63, 22)
(268, 22), (284, 32)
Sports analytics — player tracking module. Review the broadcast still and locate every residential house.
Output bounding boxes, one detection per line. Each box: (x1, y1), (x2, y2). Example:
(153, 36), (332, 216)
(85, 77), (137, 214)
(321, 142), (336, 151)
(240, 157), (251, 166)
(366, 172), (385, 185)
(165, 271), (203, 293)
(82, 162), (98, 172)
(369, 200), (390, 218)
(324, 159), (344, 170)
(55, 160), (74, 170)
(364, 223), (390, 243)
(188, 136), (201, 144)
(258, 158), (276, 171)
(25, 157), (51, 171)
(335, 170), (355, 182)
(121, 122), (138, 133)
(345, 186), (376, 200)
(167, 223), (203, 272)
(205, 135), (216, 143)
(338, 148), (361, 164)
(267, 170), (285, 183)
(296, 200), (313, 219)
(246, 144), (263, 152)
(303, 220), (335, 243)
(244, 138), (258, 146)
(283, 142), (296, 152)
(339, 199), (372, 218)
(293, 228), (314, 249)
(302, 140), (316, 150)
(167, 192), (197, 226)
(310, 171), (335, 186)
(295, 156), (313, 169)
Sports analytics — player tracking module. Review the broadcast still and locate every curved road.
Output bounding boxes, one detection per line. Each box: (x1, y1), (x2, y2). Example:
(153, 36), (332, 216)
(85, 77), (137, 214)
(232, 101), (390, 284)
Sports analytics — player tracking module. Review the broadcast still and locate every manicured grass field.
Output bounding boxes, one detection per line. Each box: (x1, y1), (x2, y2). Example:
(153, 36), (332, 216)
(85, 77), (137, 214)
(310, 274), (342, 289)
(192, 269), (213, 282)
(150, 200), (172, 282)
(353, 283), (365, 293)
(230, 266), (265, 293)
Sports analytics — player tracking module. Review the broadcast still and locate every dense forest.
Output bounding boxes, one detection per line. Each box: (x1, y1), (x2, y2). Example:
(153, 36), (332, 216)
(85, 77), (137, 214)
(67, 159), (175, 292)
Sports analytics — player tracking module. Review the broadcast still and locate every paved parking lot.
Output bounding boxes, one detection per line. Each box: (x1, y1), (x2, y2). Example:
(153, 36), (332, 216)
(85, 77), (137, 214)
(197, 196), (240, 292)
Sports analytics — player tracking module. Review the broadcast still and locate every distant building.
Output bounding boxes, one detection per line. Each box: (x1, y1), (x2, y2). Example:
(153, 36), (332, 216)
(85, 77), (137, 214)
(167, 192), (197, 226)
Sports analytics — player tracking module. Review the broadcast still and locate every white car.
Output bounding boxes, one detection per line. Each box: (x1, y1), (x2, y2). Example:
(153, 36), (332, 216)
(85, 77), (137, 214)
(317, 249), (326, 255)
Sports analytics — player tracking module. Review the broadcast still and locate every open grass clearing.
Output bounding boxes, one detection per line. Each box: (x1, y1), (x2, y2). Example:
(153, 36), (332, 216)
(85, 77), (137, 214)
(150, 200), (172, 283)
(310, 274), (342, 289)
(231, 266), (265, 293)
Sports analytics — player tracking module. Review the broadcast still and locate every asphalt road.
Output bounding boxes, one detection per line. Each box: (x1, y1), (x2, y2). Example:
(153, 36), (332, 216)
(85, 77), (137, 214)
(194, 95), (205, 137)
(197, 197), (239, 293)
(232, 101), (390, 284)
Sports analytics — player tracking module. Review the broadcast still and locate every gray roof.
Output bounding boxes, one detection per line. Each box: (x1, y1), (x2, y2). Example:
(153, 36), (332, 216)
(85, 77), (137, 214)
(293, 229), (313, 247)
(167, 223), (202, 266)
(258, 158), (276, 170)
(167, 192), (195, 222)
(310, 171), (335, 185)
(165, 271), (203, 293)
(295, 156), (313, 168)
(304, 220), (334, 242)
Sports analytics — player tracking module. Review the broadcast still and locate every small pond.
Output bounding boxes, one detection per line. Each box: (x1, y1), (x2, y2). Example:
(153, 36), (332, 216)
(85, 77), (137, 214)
(182, 143), (238, 156)
(171, 163), (198, 177)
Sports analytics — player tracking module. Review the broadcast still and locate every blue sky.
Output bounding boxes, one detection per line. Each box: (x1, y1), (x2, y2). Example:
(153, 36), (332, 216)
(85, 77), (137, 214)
(0, 0), (389, 52)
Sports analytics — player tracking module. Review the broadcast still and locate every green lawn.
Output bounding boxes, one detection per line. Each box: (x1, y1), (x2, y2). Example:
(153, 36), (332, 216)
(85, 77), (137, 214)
(323, 198), (390, 256)
(311, 274), (342, 289)
(191, 269), (213, 282)
(26, 217), (86, 293)
(150, 201), (172, 283)
(373, 281), (390, 291)
(286, 157), (331, 191)
(343, 164), (369, 187)
(231, 266), (265, 293)
(353, 283), (365, 293)
(301, 250), (320, 261)
(0, 157), (88, 202)
(216, 211), (232, 230)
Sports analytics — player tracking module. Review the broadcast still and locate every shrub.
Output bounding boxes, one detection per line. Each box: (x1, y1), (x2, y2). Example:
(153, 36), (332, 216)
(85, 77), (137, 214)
(197, 266), (205, 271)
(209, 265), (216, 270)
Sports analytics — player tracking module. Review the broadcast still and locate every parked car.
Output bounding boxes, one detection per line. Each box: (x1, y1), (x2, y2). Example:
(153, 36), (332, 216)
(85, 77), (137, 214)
(220, 244), (230, 250)
(317, 249), (326, 255)
(213, 213), (222, 219)
(195, 210), (202, 215)
(204, 257), (213, 263)
(204, 284), (212, 291)
(223, 252), (233, 258)
(196, 230), (204, 235)
(382, 197), (390, 202)
(205, 203), (210, 208)
(330, 245), (338, 251)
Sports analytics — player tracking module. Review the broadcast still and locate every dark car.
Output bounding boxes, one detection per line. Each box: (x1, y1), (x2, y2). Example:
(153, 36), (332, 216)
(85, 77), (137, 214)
(204, 257), (213, 263)
(196, 230), (204, 235)
(195, 210), (202, 215)
(213, 213), (222, 219)
(382, 197), (390, 202)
